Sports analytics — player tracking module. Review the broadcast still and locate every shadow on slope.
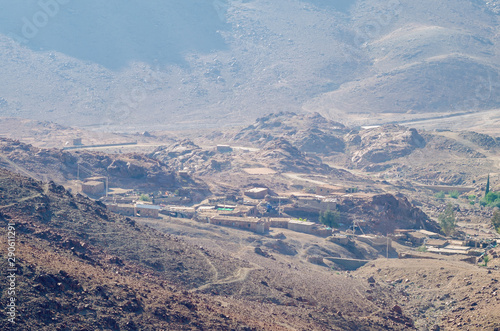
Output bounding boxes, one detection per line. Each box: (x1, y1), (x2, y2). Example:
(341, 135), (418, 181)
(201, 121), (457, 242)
(0, 0), (229, 69)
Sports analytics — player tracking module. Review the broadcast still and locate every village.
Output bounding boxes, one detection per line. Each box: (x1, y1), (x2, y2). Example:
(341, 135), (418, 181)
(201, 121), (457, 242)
(76, 164), (499, 269)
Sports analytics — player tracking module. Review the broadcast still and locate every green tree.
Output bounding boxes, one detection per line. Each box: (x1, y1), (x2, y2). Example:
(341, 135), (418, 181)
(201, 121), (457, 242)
(139, 194), (150, 202)
(492, 210), (500, 234)
(483, 255), (490, 267)
(435, 191), (445, 199)
(481, 191), (500, 207)
(438, 203), (456, 236)
(486, 174), (490, 195)
(319, 210), (341, 228)
(416, 245), (428, 252)
(449, 190), (459, 199)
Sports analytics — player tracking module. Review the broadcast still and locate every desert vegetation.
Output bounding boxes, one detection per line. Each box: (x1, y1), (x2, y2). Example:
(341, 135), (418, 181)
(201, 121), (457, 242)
(438, 203), (457, 236)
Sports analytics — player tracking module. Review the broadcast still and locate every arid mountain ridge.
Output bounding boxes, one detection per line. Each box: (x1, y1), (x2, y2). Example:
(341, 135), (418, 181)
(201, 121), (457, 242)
(0, 0), (499, 130)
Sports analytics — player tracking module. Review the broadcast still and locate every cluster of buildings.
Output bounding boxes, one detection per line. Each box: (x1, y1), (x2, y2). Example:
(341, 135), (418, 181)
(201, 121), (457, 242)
(77, 154), (363, 238)
(394, 229), (491, 257)
(99, 184), (339, 236)
(106, 202), (161, 218)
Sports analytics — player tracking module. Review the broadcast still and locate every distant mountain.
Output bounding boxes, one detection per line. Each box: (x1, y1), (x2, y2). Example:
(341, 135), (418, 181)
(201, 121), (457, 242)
(0, 0), (498, 130)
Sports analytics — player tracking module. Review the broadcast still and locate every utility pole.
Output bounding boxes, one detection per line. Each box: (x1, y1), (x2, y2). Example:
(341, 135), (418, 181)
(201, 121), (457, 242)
(386, 234), (390, 259)
(106, 176), (109, 197)
(77, 163), (79, 181)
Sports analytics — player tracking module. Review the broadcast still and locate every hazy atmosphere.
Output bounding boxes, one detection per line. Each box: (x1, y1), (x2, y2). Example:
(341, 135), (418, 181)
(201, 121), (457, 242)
(1, 0), (499, 130)
(0, 1), (499, 330)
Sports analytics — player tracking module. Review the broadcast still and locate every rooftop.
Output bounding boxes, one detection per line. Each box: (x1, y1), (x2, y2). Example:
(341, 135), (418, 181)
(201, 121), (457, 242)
(247, 187), (267, 193)
(83, 181), (104, 187)
(246, 187), (268, 193)
(135, 204), (161, 210)
(418, 230), (441, 237)
(211, 215), (263, 223)
(288, 220), (315, 226)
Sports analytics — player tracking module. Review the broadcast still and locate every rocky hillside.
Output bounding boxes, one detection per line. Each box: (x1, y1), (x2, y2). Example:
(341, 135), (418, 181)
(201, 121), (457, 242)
(254, 138), (334, 174)
(347, 125), (427, 169)
(459, 131), (500, 150)
(233, 112), (348, 154)
(0, 169), (260, 330)
(1, 0), (499, 129)
(0, 168), (419, 330)
(355, 259), (500, 330)
(0, 138), (208, 195)
(150, 135), (345, 176)
(149, 140), (218, 174)
(337, 193), (438, 235)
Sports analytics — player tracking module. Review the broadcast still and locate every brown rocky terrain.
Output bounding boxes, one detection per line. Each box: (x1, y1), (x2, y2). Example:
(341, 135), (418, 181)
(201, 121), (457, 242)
(1, 113), (499, 330)
(355, 258), (500, 331)
(346, 125), (427, 169)
(231, 112), (348, 154)
(0, 168), (418, 330)
(459, 131), (500, 151)
(0, 137), (209, 199)
(149, 134), (358, 197)
(336, 193), (438, 235)
(253, 138), (334, 174)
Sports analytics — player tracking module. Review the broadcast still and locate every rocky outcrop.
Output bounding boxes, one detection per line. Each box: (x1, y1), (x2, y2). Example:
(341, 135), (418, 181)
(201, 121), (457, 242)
(0, 138), (194, 191)
(350, 125), (426, 167)
(233, 112), (348, 154)
(459, 131), (500, 150)
(294, 129), (345, 154)
(107, 160), (147, 179)
(258, 138), (332, 174)
(150, 140), (220, 173)
(422, 133), (485, 158)
(337, 193), (438, 234)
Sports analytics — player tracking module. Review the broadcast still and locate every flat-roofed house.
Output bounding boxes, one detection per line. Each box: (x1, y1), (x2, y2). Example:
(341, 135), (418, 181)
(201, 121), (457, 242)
(81, 181), (105, 196)
(287, 220), (332, 237)
(316, 184), (344, 195)
(209, 216), (269, 234)
(106, 203), (135, 216)
(136, 204), (161, 218)
(288, 220), (316, 233)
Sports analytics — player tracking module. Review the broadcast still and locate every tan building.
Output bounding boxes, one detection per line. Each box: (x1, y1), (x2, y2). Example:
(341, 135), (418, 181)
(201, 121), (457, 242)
(106, 203), (135, 216)
(81, 181), (105, 196)
(296, 197), (337, 212)
(216, 204), (258, 217)
(209, 216), (269, 234)
(316, 184), (344, 195)
(268, 217), (291, 228)
(136, 204), (161, 218)
(288, 220), (316, 233)
(106, 203), (160, 218)
(288, 220), (332, 237)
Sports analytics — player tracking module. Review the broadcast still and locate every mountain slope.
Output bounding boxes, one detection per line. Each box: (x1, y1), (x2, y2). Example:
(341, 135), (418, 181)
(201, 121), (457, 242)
(0, 0), (498, 129)
(0, 168), (418, 330)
